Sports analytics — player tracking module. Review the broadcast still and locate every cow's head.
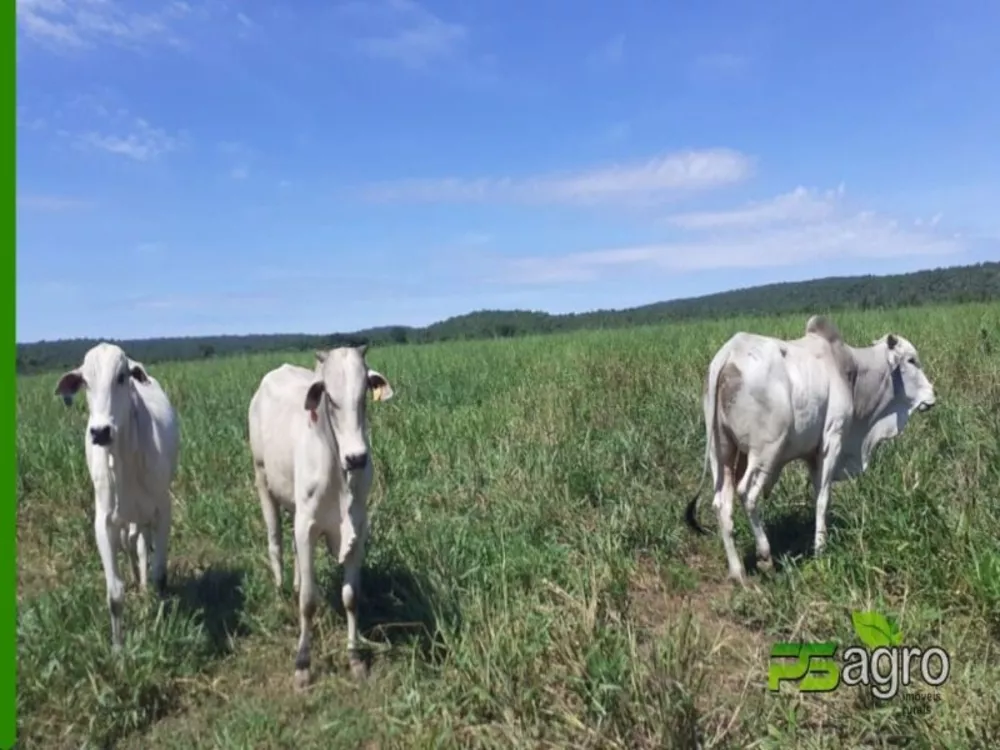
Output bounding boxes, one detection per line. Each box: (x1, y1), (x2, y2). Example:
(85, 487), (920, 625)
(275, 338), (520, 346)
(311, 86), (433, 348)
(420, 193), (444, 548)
(303, 344), (394, 473)
(55, 342), (149, 447)
(875, 333), (936, 414)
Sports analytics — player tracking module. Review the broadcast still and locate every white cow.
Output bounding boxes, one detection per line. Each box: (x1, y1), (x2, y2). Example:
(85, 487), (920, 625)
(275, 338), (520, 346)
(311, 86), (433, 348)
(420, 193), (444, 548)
(248, 344), (394, 689)
(685, 315), (936, 584)
(55, 342), (180, 648)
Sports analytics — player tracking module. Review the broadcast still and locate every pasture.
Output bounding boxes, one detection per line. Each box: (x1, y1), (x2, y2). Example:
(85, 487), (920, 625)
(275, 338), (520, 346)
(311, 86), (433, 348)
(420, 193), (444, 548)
(16, 302), (1000, 749)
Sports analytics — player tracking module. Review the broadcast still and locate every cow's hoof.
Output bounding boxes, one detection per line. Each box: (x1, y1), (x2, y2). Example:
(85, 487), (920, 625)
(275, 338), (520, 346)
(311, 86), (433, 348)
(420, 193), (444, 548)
(293, 668), (311, 691)
(349, 655), (369, 681)
(756, 556), (774, 574)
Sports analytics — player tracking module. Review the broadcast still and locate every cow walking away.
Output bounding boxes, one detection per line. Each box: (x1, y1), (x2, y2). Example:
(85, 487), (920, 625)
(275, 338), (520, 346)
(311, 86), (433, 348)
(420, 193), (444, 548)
(55, 343), (180, 649)
(248, 345), (394, 689)
(686, 315), (937, 584)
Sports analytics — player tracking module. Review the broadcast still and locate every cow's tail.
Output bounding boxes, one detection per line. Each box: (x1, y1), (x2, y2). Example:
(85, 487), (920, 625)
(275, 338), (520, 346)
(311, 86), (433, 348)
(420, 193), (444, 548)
(685, 344), (728, 535)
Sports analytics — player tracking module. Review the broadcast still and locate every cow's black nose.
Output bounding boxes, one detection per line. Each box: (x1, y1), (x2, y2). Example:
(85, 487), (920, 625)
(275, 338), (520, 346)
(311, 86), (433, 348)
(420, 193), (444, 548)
(90, 425), (112, 446)
(345, 452), (368, 471)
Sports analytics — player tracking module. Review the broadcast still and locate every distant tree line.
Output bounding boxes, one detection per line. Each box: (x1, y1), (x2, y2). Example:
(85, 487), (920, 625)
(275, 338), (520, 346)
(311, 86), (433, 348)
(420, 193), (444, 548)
(16, 261), (1000, 376)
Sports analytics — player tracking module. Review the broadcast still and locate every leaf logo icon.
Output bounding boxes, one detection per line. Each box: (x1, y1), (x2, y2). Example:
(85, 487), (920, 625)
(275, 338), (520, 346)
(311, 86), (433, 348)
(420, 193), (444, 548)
(851, 611), (904, 649)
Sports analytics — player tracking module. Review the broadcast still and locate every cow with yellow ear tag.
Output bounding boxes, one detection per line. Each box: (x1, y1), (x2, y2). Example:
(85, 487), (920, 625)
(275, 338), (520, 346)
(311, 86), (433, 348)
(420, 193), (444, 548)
(247, 342), (395, 689)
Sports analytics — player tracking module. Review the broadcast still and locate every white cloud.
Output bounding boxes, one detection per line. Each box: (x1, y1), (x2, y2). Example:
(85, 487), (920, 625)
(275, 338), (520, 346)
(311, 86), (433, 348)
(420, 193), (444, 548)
(233, 9), (259, 41)
(665, 185), (844, 230)
(504, 186), (964, 282)
(37, 93), (186, 164)
(914, 213), (943, 228)
(348, 0), (468, 69)
(16, 0), (194, 52)
(78, 117), (181, 161)
(360, 148), (754, 206)
(64, 89), (124, 119)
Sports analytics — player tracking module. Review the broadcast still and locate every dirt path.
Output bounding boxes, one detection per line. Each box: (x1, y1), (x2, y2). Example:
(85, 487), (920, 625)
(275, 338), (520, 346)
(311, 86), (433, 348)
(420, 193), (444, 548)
(626, 549), (775, 748)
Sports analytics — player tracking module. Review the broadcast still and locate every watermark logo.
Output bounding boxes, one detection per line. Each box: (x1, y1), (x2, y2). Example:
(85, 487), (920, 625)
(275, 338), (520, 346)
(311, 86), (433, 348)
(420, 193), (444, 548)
(768, 610), (951, 706)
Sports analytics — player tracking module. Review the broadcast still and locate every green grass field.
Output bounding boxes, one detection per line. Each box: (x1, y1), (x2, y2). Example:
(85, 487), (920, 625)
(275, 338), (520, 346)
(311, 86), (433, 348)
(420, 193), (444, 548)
(16, 303), (1000, 749)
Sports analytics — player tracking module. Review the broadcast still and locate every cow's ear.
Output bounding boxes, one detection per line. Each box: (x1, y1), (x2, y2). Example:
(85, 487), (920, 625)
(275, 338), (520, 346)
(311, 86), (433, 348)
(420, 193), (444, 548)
(55, 369), (85, 406)
(304, 381), (326, 411)
(367, 369), (394, 402)
(884, 334), (903, 368)
(129, 363), (149, 383)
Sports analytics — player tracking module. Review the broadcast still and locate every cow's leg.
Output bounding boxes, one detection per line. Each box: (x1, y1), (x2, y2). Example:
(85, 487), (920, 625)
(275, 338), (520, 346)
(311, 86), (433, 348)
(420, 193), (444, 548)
(95, 512), (126, 650)
(123, 525), (141, 588)
(738, 452), (778, 571)
(254, 464), (285, 590)
(713, 453), (745, 584)
(341, 519), (368, 680)
(126, 523), (149, 592)
(136, 526), (150, 592)
(293, 511), (318, 690)
(292, 528), (301, 594)
(814, 433), (843, 554)
(806, 455), (822, 509)
(151, 496), (171, 597)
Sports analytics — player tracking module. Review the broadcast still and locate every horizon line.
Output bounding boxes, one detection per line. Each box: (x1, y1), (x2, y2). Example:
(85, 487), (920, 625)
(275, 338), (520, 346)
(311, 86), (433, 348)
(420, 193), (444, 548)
(16, 259), (999, 347)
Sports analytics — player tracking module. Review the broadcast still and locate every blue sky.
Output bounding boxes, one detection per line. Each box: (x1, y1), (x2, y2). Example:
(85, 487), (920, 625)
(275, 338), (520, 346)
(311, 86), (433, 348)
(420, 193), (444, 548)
(16, 0), (1000, 343)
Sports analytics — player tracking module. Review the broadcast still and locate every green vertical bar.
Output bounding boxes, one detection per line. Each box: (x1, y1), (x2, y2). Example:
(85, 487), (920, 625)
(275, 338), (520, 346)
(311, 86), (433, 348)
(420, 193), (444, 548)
(4, 0), (17, 746)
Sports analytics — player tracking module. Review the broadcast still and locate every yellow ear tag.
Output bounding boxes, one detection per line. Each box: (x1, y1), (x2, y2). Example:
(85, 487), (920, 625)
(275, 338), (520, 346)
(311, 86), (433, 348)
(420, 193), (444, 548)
(372, 385), (385, 402)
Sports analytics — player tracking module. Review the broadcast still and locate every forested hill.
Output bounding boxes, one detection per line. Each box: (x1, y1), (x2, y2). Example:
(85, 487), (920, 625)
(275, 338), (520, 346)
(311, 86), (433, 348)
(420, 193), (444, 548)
(17, 260), (1000, 375)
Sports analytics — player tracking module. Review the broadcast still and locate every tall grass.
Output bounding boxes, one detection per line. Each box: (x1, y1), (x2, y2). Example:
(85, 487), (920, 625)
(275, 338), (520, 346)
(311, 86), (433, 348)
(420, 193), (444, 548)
(17, 303), (1000, 749)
